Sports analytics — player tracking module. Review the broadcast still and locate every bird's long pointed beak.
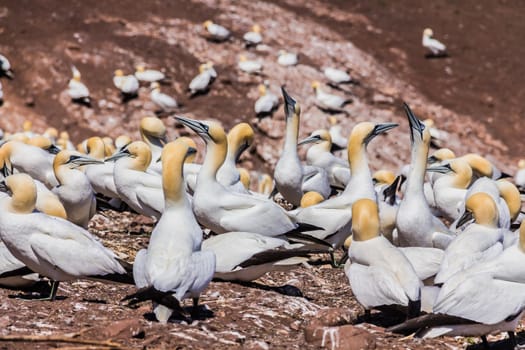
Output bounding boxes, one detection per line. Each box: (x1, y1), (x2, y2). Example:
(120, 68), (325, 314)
(457, 210), (474, 228)
(298, 135), (321, 146)
(404, 102), (425, 143)
(281, 86), (296, 119)
(426, 164), (452, 174)
(70, 155), (104, 167)
(427, 155), (439, 164)
(365, 123), (398, 145)
(383, 175), (401, 206)
(105, 148), (130, 162)
(46, 144), (61, 155)
(175, 116), (210, 139)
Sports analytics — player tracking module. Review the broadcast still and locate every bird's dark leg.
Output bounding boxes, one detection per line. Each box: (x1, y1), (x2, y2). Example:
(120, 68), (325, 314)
(363, 309), (371, 322)
(38, 281), (59, 301)
(508, 331), (517, 348)
(481, 335), (489, 349)
(191, 297), (200, 319)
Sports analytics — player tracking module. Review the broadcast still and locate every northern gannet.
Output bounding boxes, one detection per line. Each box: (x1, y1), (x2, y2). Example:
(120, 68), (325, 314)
(26, 135), (61, 155)
(423, 119), (449, 149)
(291, 121), (398, 247)
(434, 192), (504, 284)
(0, 173), (129, 300)
(396, 103), (454, 249)
(257, 173), (273, 196)
(202, 20), (230, 41)
(134, 64), (165, 83)
(0, 54), (13, 79)
(422, 28), (447, 57)
(238, 168), (250, 190)
(254, 81), (279, 117)
(84, 137), (120, 199)
(238, 55), (263, 74)
(189, 63), (215, 95)
(140, 116), (167, 175)
(128, 140), (215, 323)
(67, 66), (91, 106)
(175, 116), (299, 236)
(243, 24), (262, 46)
(323, 67), (353, 85)
(107, 141), (163, 219)
(274, 88), (304, 206)
(458, 153), (507, 182)
(514, 159), (525, 192)
(52, 151), (102, 228)
(327, 117), (348, 151)
(0, 140), (58, 188)
(427, 159), (472, 221)
(115, 135), (132, 153)
(391, 221), (525, 346)
(496, 179), (521, 223)
(0, 241), (38, 288)
(113, 69), (139, 97)
(345, 199), (421, 318)
(150, 82), (177, 114)
(277, 50), (298, 66)
(57, 131), (75, 151)
(373, 171), (401, 243)
(299, 129), (350, 189)
(312, 81), (351, 112)
(300, 191), (324, 208)
(217, 122), (254, 193)
(102, 137), (115, 157)
(43, 127), (59, 144)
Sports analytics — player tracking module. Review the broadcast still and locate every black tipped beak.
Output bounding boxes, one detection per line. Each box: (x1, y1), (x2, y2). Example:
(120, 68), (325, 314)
(298, 135), (322, 146)
(457, 210), (474, 228)
(174, 116), (209, 138)
(47, 144), (61, 155)
(105, 148), (130, 162)
(426, 163), (452, 174)
(281, 86), (297, 118)
(404, 102), (425, 143)
(365, 123), (398, 145)
(383, 175), (401, 206)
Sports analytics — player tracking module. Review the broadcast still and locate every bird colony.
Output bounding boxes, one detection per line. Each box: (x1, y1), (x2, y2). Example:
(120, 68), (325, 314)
(0, 23), (522, 349)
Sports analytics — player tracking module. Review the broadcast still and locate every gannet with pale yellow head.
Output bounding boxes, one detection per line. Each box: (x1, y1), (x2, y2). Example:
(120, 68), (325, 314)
(238, 54), (263, 74)
(107, 141), (163, 219)
(52, 151), (103, 228)
(150, 82), (177, 114)
(140, 116), (167, 175)
(0, 173), (129, 300)
(217, 122), (254, 193)
(113, 69), (139, 96)
(396, 103), (454, 249)
(175, 115), (300, 236)
(83, 137), (120, 199)
(243, 24), (263, 46)
(277, 50), (298, 66)
(345, 199), (422, 317)
(254, 81), (279, 117)
(134, 64), (165, 83)
(291, 120), (398, 247)
(67, 66), (91, 105)
(189, 62), (215, 95)
(129, 139), (215, 323)
(422, 28), (447, 56)
(202, 20), (230, 41)
(298, 128), (350, 189)
(323, 67), (353, 85)
(312, 80), (351, 112)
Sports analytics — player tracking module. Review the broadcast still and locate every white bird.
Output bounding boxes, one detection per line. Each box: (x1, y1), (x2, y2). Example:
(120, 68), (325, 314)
(291, 121), (398, 247)
(150, 82), (177, 113)
(83, 137), (120, 199)
(0, 173), (130, 300)
(312, 81), (350, 112)
(323, 67), (353, 85)
(0, 140), (58, 188)
(107, 141), (163, 219)
(422, 28), (447, 57)
(254, 81), (279, 117)
(373, 171), (401, 243)
(298, 129), (350, 189)
(0, 54), (13, 79)
(396, 103), (454, 249)
(345, 199), (421, 318)
(238, 55), (263, 74)
(514, 159), (525, 192)
(217, 123), (254, 193)
(274, 88), (305, 206)
(277, 50), (298, 66)
(0, 241), (39, 288)
(175, 116), (300, 236)
(243, 24), (263, 46)
(328, 116), (348, 151)
(202, 20), (230, 41)
(129, 140), (215, 323)
(113, 69), (139, 97)
(203, 232), (319, 282)
(434, 192), (504, 284)
(189, 63), (215, 95)
(67, 66), (91, 105)
(52, 151), (102, 228)
(140, 116), (167, 175)
(134, 64), (165, 83)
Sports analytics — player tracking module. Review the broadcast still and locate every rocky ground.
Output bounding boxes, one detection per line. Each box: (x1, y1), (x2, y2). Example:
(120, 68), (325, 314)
(0, 0), (523, 349)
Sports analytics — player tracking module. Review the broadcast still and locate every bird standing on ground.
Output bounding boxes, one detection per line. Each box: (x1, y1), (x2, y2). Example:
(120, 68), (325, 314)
(113, 69), (139, 98)
(202, 20), (230, 42)
(150, 82), (177, 114)
(67, 66), (91, 106)
(422, 28), (447, 57)
(243, 24), (263, 46)
(135, 64), (165, 83)
(254, 82), (279, 117)
(277, 50), (298, 66)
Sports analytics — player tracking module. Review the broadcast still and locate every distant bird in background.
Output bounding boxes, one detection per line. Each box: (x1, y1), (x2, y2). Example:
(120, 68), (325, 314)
(150, 82), (177, 115)
(189, 62), (216, 96)
(238, 55), (263, 74)
(0, 54), (13, 79)
(277, 50), (298, 66)
(422, 28), (447, 57)
(135, 64), (166, 83)
(67, 66), (91, 106)
(203, 20), (230, 42)
(254, 81), (279, 117)
(113, 69), (139, 101)
(243, 24), (263, 46)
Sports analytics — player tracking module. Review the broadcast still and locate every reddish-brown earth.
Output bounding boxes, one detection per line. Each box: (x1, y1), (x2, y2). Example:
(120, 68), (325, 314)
(0, 1), (523, 349)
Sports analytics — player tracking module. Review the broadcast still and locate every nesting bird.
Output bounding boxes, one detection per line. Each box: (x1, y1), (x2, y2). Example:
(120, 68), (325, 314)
(202, 20), (230, 42)
(243, 24), (263, 46)
(189, 62), (215, 96)
(312, 81), (351, 113)
(150, 82), (177, 114)
(135, 64), (165, 83)
(422, 28), (447, 57)
(254, 81), (279, 117)
(238, 55), (263, 74)
(113, 69), (139, 98)
(277, 50), (298, 66)
(0, 54), (13, 79)
(67, 66), (91, 106)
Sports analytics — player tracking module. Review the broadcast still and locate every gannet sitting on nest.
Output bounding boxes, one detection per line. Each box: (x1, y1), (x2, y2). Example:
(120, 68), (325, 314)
(67, 66), (91, 106)
(135, 64), (165, 83)
(238, 54), (263, 74)
(312, 81), (351, 113)
(202, 20), (230, 42)
(277, 50), (298, 66)
(150, 82), (177, 114)
(113, 69), (139, 98)
(254, 81), (279, 117)
(243, 24), (263, 46)
(189, 62), (215, 96)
